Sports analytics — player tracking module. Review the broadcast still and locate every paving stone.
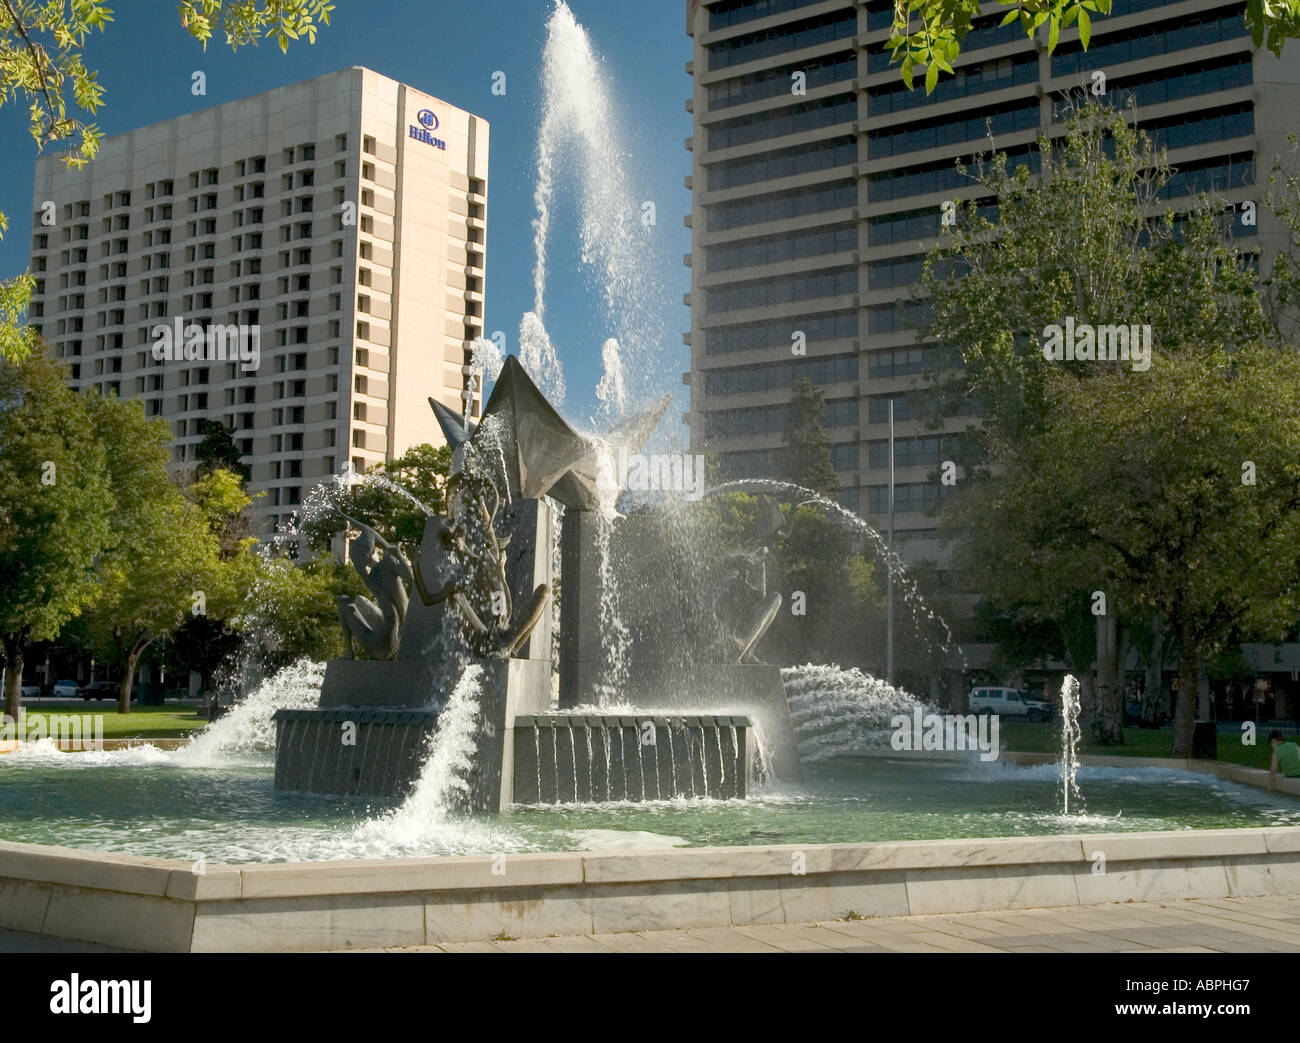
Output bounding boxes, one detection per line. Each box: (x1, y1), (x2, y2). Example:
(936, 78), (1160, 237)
(432, 941), (507, 953)
(585, 932), (679, 953)
(679, 927), (788, 952)
(494, 938), (561, 953)
(732, 924), (839, 952)
(778, 923), (890, 951)
(345, 893), (1300, 953)
(538, 936), (622, 953)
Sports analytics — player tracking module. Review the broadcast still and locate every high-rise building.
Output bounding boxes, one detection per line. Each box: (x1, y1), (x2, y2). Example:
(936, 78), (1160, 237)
(685, 0), (1298, 561)
(28, 67), (489, 529)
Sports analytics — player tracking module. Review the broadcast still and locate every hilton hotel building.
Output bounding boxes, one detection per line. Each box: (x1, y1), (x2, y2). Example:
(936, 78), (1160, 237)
(685, 0), (1300, 561)
(28, 67), (489, 529)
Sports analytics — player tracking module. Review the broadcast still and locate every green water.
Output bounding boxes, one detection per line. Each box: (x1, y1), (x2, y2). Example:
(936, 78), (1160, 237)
(2, 748), (1297, 864)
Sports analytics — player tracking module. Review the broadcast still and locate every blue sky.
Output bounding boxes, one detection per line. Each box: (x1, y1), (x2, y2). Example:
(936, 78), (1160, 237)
(0, 0), (692, 429)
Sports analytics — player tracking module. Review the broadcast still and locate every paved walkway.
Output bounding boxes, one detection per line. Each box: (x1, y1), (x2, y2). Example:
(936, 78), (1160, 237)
(381, 894), (1300, 953)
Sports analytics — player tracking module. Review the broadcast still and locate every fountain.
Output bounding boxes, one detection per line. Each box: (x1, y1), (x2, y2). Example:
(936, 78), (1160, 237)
(271, 356), (787, 808)
(6, 2), (1300, 956)
(1059, 674), (1084, 815)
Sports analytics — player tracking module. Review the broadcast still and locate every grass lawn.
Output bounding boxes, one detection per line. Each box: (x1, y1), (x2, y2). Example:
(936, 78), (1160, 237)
(1000, 722), (1285, 771)
(14, 705), (207, 740)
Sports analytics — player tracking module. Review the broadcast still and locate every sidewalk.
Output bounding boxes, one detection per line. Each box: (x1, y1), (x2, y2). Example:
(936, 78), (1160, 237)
(376, 894), (1300, 953)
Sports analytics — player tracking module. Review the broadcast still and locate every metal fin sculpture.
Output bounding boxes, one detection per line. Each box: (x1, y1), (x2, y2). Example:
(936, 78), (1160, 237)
(548, 393), (673, 511)
(473, 355), (591, 501)
(429, 355), (671, 511)
(428, 396), (475, 451)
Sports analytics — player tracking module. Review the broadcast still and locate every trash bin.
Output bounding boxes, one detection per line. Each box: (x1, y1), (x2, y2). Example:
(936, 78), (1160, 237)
(1192, 720), (1218, 759)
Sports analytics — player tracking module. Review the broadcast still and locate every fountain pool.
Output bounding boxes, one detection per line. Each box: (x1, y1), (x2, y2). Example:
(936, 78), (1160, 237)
(3, 746), (1297, 864)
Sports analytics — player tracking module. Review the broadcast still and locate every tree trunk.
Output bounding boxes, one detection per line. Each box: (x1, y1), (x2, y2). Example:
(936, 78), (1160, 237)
(118, 632), (159, 715)
(1094, 612), (1126, 744)
(120, 646), (142, 715)
(1172, 629), (1199, 758)
(1142, 613), (1164, 727)
(2, 633), (23, 721)
(1077, 671), (1097, 734)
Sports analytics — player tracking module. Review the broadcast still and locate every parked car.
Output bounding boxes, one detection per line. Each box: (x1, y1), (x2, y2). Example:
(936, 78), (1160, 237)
(969, 686), (1054, 722)
(51, 679), (79, 698)
(78, 681), (119, 702)
(20, 682), (41, 698)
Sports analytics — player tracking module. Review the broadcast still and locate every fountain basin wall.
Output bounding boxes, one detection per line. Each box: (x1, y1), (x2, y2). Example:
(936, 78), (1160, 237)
(273, 709), (438, 797)
(5, 826), (1300, 951)
(511, 714), (752, 803)
(274, 657), (553, 809)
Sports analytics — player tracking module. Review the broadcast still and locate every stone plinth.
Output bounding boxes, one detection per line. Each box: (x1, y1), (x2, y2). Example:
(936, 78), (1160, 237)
(318, 659), (444, 709)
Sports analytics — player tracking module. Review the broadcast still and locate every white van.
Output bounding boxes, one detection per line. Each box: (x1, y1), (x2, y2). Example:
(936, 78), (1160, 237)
(969, 686), (1053, 722)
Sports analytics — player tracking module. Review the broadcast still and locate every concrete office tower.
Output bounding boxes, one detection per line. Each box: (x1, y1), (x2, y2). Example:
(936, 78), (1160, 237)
(28, 67), (489, 529)
(685, 0), (1300, 559)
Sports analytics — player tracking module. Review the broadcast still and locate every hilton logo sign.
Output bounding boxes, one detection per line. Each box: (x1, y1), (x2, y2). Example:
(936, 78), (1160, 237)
(410, 108), (447, 150)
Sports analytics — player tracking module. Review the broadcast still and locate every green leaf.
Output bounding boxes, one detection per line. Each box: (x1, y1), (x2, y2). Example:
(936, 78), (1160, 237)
(1078, 8), (1092, 48)
(925, 60), (939, 93)
(1048, 16), (1060, 51)
(998, 8), (1020, 25)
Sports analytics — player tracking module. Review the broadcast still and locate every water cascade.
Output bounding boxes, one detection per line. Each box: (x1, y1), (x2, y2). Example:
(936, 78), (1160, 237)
(782, 664), (932, 761)
(1060, 674), (1084, 815)
(524, 1), (667, 411)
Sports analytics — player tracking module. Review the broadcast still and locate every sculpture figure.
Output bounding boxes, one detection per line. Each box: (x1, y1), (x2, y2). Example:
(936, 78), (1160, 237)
(711, 495), (790, 663)
(336, 514), (413, 660)
(410, 471), (550, 659)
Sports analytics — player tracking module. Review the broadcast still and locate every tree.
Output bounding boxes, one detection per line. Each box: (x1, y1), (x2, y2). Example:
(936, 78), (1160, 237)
(918, 102), (1279, 746)
(888, 0), (1297, 94)
(195, 420), (246, 480)
(917, 101), (1267, 449)
(167, 466), (261, 694)
(308, 443), (452, 548)
(0, 347), (111, 718)
(780, 377), (839, 497)
(187, 464), (261, 560)
(82, 394), (229, 713)
(241, 553), (361, 668)
(963, 347), (1300, 757)
(0, 1), (338, 360)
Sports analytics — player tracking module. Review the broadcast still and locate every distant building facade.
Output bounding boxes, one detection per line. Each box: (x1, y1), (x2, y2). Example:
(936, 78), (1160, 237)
(28, 67), (490, 528)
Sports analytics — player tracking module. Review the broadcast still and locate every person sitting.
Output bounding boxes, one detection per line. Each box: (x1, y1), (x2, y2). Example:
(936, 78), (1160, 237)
(1267, 730), (1300, 793)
